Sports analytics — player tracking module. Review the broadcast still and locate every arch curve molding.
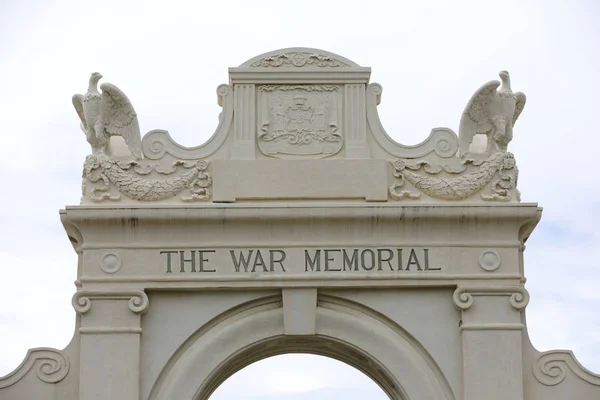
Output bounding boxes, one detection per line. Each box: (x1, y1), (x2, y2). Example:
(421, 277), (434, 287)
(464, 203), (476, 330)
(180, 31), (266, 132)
(150, 296), (455, 400)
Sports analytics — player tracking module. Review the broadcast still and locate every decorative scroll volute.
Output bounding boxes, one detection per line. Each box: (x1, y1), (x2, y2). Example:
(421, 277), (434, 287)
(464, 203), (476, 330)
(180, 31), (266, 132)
(452, 286), (530, 311)
(533, 350), (600, 387)
(72, 290), (149, 315)
(0, 348), (70, 388)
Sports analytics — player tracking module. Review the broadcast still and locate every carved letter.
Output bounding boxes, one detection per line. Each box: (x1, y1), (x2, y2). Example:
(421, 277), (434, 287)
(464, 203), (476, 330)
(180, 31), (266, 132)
(179, 250), (196, 272)
(161, 251), (178, 273)
(251, 250), (269, 272)
(406, 249), (423, 271)
(361, 249), (376, 271)
(397, 249), (403, 271)
(305, 250), (321, 272)
(324, 249), (341, 271)
(377, 249), (394, 271)
(343, 249), (359, 271)
(198, 250), (216, 272)
(230, 250), (253, 272)
(269, 250), (287, 272)
(423, 249), (440, 270)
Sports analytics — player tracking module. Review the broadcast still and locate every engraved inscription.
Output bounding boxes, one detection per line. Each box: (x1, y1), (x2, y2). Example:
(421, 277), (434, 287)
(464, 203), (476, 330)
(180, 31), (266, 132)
(230, 250), (287, 272)
(160, 248), (440, 274)
(304, 248), (438, 272)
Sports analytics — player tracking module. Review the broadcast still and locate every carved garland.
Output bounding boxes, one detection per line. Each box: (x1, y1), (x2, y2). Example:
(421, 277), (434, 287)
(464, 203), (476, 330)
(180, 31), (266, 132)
(83, 153), (212, 202)
(258, 85), (339, 92)
(0, 348), (69, 388)
(390, 152), (519, 201)
(533, 350), (600, 386)
(251, 53), (345, 68)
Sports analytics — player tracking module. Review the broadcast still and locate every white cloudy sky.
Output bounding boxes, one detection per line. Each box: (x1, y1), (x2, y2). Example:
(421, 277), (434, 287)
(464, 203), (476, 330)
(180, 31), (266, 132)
(0, 0), (599, 398)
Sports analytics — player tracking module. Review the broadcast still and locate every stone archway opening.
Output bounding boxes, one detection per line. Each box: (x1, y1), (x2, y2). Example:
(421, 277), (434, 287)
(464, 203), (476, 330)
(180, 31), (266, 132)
(184, 304), (412, 400)
(149, 294), (454, 400)
(208, 352), (390, 400)
(199, 335), (400, 400)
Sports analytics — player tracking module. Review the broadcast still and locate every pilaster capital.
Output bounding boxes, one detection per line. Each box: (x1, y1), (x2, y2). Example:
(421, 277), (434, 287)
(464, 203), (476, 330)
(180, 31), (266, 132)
(72, 290), (149, 315)
(452, 286), (529, 311)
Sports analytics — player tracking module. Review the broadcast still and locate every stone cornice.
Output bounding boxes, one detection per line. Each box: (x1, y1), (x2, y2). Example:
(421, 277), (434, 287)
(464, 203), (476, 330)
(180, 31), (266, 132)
(61, 203), (542, 223)
(228, 68), (372, 85)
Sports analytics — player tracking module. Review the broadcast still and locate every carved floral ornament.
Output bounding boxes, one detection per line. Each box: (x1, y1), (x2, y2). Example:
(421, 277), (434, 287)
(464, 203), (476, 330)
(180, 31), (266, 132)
(83, 153), (211, 202)
(389, 151), (519, 202)
(72, 66), (525, 203)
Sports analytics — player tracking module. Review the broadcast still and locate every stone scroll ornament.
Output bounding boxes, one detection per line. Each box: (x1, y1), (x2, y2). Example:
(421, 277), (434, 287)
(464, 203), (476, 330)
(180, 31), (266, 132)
(533, 350), (600, 387)
(0, 348), (69, 388)
(389, 71), (524, 202)
(73, 73), (212, 202)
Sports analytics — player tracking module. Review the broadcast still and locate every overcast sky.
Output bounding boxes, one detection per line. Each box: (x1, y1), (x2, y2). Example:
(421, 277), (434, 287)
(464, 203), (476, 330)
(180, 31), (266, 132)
(0, 0), (599, 398)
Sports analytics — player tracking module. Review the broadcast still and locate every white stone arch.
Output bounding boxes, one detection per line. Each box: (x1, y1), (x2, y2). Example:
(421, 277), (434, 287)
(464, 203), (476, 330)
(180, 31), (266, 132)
(149, 294), (455, 400)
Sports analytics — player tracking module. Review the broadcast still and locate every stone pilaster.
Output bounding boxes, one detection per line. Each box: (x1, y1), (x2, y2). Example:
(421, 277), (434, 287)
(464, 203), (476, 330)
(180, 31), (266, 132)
(231, 84), (256, 159)
(72, 290), (149, 400)
(344, 84), (369, 158)
(453, 286), (529, 400)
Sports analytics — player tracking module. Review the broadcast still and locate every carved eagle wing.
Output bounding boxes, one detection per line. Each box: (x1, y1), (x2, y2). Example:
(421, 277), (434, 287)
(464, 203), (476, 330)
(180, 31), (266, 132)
(458, 80), (500, 156)
(99, 83), (142, 159)
(513, 92), (526, 126)
(72, 94), (87, 133)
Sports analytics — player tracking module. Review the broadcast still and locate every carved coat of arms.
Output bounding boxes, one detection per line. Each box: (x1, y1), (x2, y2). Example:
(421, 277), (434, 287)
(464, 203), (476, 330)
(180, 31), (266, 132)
(258, 85), (342, 158)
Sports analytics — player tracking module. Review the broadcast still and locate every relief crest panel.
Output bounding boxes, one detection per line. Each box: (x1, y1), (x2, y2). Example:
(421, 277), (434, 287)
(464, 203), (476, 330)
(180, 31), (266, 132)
(258, 85), (342, 158)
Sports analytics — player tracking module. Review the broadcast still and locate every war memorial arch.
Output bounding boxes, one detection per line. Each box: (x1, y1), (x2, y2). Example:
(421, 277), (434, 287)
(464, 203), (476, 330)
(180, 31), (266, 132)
(1, 48), (599, 400)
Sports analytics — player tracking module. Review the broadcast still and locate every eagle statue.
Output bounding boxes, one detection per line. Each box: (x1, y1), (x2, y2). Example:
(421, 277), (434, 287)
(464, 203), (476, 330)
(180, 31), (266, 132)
(72, 72), (142, 159)
(458, 71), (526, 157)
